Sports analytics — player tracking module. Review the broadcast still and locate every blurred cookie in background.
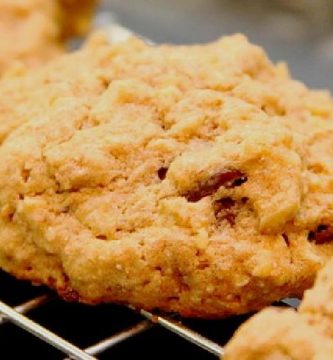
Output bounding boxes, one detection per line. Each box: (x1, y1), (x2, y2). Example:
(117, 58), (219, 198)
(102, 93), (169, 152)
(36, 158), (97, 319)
(0, 0), (98, 77)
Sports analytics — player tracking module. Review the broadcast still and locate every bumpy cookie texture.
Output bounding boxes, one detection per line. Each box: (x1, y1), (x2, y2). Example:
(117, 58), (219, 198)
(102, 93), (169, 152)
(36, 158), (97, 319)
(224, 259), (333, 359)
(224, 308), (333, 360)
(1, 33), (333, 317)
(0, 0), (97, 76)
(300, 258), (333, 337)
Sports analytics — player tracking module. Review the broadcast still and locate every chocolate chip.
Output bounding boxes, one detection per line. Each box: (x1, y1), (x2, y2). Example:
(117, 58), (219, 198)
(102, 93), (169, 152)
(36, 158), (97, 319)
(308, 231), (314, 240)
(232, 177), (248, 187)
(215, 197), (236, 210)
(214, 197), (236, 225)
(157, 167), (168, 180)
(308, 225), (333, 245)
(318, 224), (328, 232)
(185, 170), (247, 202)
(282, 233), (290, 247)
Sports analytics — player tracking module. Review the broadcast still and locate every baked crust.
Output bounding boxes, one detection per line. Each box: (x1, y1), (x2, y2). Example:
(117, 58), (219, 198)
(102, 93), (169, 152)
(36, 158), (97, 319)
(0, 33), (333, 317)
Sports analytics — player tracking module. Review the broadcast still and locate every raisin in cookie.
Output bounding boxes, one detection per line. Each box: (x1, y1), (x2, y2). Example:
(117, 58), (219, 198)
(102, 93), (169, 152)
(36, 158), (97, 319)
(0, 33), (333, 317)
(0, 0), (97, 76)
(224, 259), (333, 359)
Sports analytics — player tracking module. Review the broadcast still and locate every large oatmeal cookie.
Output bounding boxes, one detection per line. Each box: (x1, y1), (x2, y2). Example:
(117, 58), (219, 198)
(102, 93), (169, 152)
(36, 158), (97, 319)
(0, 33), (333, 317)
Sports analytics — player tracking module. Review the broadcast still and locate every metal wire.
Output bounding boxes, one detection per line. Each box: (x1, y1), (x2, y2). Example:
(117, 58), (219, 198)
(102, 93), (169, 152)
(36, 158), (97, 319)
(0, 288), (300, 360)
(134, 307), (224, 357)
(85, 320), (152, 356)
(0, 294), (50, 325)
(0, 293), (225, 359)
(0, 299), (96, 360)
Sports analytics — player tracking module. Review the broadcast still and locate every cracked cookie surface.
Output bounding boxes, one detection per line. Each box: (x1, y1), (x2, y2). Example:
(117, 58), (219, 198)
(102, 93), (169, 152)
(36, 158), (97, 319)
(0, 33), (333, 317)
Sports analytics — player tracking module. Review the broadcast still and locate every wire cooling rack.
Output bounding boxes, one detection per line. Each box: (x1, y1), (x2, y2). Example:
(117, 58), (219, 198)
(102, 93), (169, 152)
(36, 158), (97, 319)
(0, 273), (222, 359)
(0, 270), (299, 360)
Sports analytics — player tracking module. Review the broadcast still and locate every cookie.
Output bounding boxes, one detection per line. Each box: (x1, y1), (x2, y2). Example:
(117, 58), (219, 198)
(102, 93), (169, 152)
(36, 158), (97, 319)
(0, 0), (97, 76)
(224, 307), (333, 359)
(0, 33), (333, 317)
(224, 259), (333, 359)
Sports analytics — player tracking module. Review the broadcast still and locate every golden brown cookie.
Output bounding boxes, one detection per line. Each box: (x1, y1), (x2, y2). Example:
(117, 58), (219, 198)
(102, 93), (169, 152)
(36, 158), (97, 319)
(0, 0), (97, 76)
(300, 258), (333, 338)
(224, 307), (333, 360)
(224, 259), (333, 359)
(0, 33), (333, 317)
